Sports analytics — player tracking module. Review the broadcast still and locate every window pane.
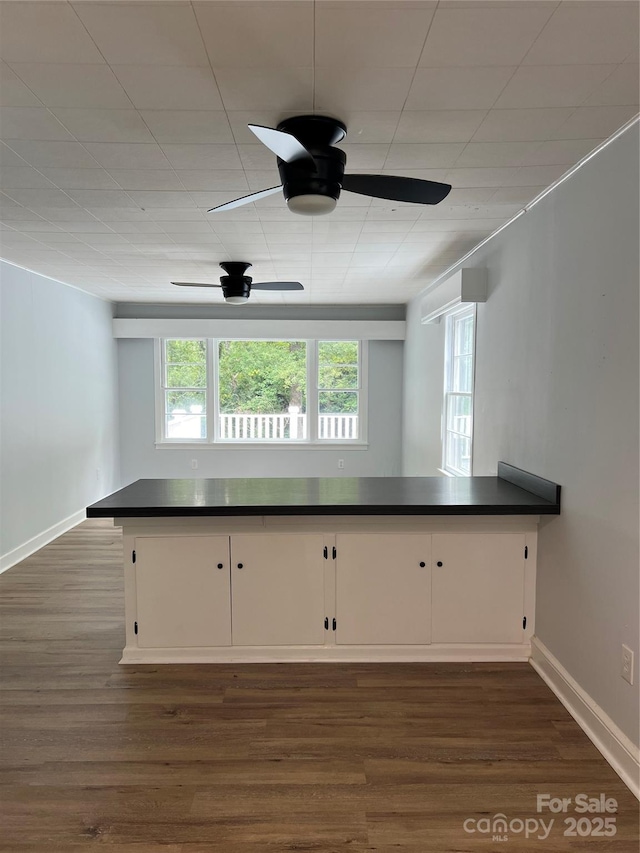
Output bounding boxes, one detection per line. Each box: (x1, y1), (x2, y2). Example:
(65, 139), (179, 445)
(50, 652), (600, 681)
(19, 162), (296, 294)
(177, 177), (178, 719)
(318, 391), (359, 439)
(454, 316), (473, 356)
(319, 390), (358, 414)
(445, 432), (471, 475)
(453, 354), (473, 393)
(217, 340), (307, 440)
(318, 341), (358, 365)
(166, 414), (206, 440)
(166, 389), (206, 414)
(318, 392), (358, 439)
(446, 394), (472, 436)
(165, 339), (206, 363)
(165, 390), (206, 439)
(318, 364), (358, 389)
(166, 364), (206, 388)
(318, 341), (358, 393)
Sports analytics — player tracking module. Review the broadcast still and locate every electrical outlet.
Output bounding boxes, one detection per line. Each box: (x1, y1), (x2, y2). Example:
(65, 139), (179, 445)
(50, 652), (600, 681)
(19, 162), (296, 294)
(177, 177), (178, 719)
(190, 459), (198, 470)
(338, 459), (345, 469)
(621, 645), (634, 685)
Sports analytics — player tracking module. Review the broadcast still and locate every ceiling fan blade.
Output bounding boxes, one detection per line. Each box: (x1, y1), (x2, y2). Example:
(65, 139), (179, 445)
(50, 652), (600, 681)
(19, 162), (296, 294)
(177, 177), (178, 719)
(251, 281), (304, 291)
(208, 185), (282, 213)
(171, 282), (222, 288)
(248, 124), (315, 166)
(342, 174), (452, 205)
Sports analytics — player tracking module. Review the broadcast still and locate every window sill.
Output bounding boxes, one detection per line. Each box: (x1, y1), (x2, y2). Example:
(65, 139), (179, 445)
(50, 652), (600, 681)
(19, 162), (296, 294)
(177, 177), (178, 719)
(155, 441), (369, 451)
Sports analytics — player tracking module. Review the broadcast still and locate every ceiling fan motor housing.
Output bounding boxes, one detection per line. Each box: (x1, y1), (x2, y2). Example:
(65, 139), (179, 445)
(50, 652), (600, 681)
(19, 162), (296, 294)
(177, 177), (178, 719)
(219, 261), (253, 300)
(276, 115), (347, 208)
(278, 148), (346, 206)
(220, 275), (252, 300)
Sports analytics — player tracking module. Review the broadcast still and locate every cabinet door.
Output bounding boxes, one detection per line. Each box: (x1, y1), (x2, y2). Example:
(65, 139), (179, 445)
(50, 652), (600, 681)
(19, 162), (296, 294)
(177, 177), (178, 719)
(431, 533), (525, 644)
(335, 534), (431, 645)
(135, 536), (231, 648)
(231, 534), (325, 646)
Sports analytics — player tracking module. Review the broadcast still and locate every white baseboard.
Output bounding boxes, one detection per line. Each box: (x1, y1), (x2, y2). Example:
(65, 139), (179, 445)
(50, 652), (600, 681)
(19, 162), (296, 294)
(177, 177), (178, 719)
(0, 508), (86, 575)
(120, 643), (531, 665)
(531, 637), (640, 800)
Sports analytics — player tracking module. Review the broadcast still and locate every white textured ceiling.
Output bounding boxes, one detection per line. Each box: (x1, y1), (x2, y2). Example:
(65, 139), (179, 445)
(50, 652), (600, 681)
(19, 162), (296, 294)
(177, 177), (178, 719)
(0, 0), (637, 305)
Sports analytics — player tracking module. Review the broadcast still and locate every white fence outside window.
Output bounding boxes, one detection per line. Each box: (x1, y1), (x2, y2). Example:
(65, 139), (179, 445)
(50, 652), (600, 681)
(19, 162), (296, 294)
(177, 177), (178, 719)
(219, 413), (307, 440)
(168, 411), (359, 441)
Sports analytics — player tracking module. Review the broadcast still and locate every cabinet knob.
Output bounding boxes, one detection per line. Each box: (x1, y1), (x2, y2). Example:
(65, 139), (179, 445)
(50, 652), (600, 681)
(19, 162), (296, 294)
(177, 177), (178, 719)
(419, 561), (426, 568)
(436, 561), (443, 567)
(237, 563), (243, 569)
(217, 563), (224, 569)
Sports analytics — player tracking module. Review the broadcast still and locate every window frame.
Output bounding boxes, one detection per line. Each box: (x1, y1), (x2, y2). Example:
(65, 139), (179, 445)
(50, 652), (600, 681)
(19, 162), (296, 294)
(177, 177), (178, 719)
(315, 340), (366, 444)
(216, 338), (309, 444)
(441, 305), (476, 477)
(156, 338), (211, 445)
(154, 337), (368, 448)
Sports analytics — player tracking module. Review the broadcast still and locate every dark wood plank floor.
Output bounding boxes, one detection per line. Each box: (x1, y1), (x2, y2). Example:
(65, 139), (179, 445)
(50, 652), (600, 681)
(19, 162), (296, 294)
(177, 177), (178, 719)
(0, 519), (637, 852)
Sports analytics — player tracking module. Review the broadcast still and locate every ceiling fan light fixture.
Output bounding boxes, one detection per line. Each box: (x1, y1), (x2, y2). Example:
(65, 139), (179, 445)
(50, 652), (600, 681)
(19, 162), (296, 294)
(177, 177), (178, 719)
(224, 294), (250, 305)
(286, 194), (337, 216)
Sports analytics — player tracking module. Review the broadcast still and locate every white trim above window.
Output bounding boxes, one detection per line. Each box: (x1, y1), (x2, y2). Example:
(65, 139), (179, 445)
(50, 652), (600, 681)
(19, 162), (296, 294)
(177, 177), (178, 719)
(421, 268), (487, 325)
(116, 318), (404, 340)
(154, 338), (368, 449)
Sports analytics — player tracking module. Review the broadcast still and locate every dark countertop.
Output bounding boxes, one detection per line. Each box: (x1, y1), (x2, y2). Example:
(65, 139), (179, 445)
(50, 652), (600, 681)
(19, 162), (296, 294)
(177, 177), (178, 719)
(87, 469), (560, 518)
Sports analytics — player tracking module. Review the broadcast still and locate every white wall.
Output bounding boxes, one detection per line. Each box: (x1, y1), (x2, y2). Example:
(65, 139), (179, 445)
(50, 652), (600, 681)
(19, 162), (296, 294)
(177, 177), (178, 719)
(402, 297), (445, 476)
(0, 262), (120, 565)
(403, 124), (639, 745)
(118, 338), (403, 482)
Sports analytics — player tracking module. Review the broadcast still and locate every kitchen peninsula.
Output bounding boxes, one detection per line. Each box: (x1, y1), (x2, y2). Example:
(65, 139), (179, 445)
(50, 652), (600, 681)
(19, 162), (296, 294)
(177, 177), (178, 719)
(87, 463), (560, 665)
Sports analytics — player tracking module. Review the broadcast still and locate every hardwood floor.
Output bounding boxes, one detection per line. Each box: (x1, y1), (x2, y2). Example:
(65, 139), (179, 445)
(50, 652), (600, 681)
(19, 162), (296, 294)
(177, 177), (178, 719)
(0, 519), (637, 852)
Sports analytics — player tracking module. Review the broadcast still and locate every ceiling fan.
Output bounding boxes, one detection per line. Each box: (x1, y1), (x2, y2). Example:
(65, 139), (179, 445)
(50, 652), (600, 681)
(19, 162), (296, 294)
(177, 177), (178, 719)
(208, 115), (452, 216)
(172, 261), (303, 305)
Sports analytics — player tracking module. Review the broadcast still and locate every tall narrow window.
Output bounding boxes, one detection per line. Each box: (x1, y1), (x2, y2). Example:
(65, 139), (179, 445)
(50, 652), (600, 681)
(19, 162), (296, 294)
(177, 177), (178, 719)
(317, 341), (360, 440)
(443, 307), (475, 476)
(163, 339), (207, 440)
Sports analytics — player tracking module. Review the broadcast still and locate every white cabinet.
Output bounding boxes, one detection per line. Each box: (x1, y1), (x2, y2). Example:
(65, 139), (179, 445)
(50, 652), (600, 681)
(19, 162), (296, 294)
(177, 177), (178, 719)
(121, 521), (536, 663)
(231, 534), (325, 646)
(135, 535), (231, 648)
(431, 533), (526, 644)
(335, 534), (431, 645)
(134, 533), (325, 649)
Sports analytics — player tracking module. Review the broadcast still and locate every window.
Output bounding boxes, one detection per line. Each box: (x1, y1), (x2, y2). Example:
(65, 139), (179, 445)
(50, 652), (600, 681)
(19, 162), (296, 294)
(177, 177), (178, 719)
(162, 339), (208, 440)
(217, 340), (307, 440)
(442, 306), (475, 476)
(317, 341), (360, 440)
(157, 338), (365, 445)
